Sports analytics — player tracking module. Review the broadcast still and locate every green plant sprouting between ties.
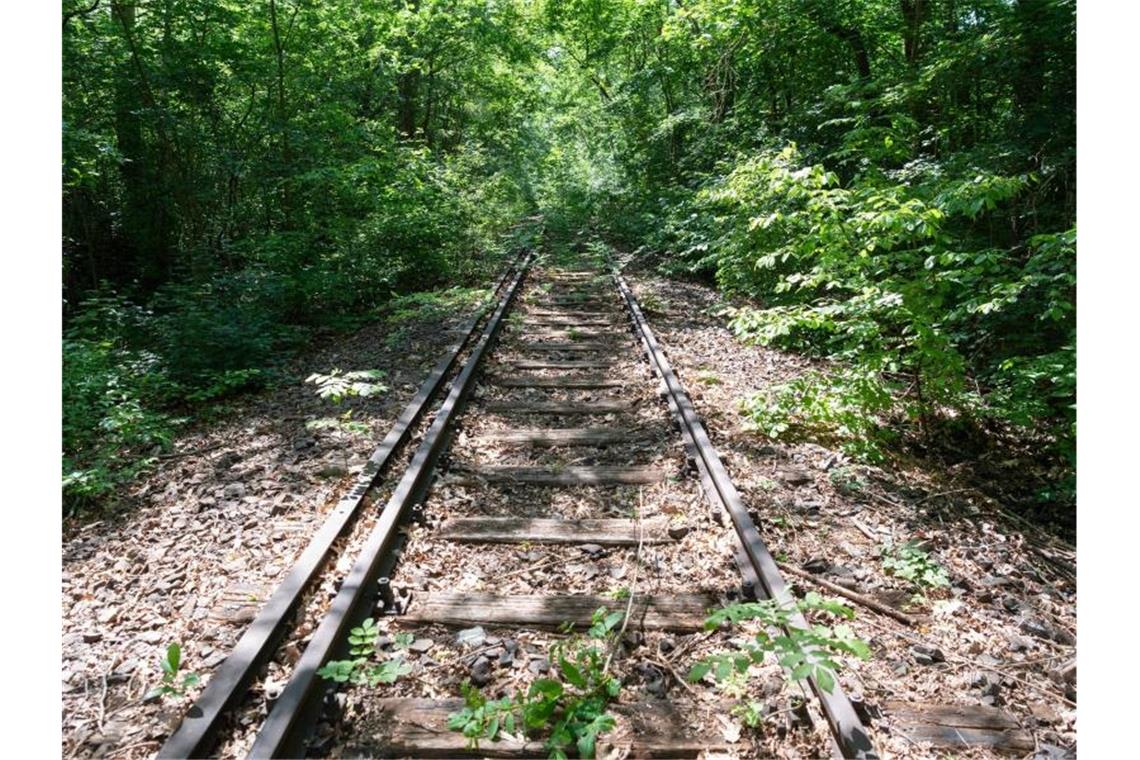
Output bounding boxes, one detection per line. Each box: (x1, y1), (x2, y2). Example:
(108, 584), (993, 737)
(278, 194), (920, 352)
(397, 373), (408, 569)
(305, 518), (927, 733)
(316, 618), (414, 687)
(448, 607), (624, 759)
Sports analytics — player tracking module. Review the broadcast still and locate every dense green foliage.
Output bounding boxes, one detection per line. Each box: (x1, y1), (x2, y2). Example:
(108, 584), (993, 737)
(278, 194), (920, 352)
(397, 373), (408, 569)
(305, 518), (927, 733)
(531, 0), (1076, 512)
(62, 0), (542, 509)
(63, 0), (1075, 516)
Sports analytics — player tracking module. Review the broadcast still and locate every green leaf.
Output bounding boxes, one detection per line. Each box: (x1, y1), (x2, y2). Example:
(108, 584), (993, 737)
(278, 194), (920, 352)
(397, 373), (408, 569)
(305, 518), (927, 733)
(370, 658), (413, 684)
(317, 659), (357, 683)
(447, 709), (472, 731)
(558, 656), (587, 689)
(524, 695), (559, 726)
(145, 686), (170, 701)
(577, 713), (616, 759)
(164, 643), (181, 677)
(529, 678), (564, 701)
(814, 668), (836, 694)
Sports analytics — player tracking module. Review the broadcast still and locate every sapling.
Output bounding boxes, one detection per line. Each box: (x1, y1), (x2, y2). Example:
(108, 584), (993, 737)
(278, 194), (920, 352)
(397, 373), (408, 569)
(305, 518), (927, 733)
(146, 643), (200, 701)
(316, 618), (414, 686)
(688, 594), (871, 722)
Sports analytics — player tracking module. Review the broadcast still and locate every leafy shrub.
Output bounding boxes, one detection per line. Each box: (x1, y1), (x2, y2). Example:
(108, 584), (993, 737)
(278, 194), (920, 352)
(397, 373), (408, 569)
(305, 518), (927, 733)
(655, 143), (1073, 505)
(151, 272), (298, 388)
(63, 293), (180, 510)
(689, 592), (871, 697)
(448, 683), (522, 750)
(306, 369), (387, 404)
(386, 287), (493, 326)
(739, 368), (895, 461)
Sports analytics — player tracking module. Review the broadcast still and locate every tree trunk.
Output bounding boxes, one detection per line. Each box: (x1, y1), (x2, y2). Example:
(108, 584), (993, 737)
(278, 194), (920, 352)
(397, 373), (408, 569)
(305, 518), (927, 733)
(396, 0), (421, 139)
(268, 0), (292, 220)
(900, 0), (928, 66)
(421, 56), (436, 145)
(398, 69), (419, 139)
(807, 3), (873, 81)
(111, 0), (173, 290)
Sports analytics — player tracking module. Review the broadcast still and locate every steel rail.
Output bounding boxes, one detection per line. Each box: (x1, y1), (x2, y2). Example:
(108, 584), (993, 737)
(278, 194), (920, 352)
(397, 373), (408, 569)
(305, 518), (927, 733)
(247, 254), (533, 759)
(157, 253), (526, 759)
(613, 271), (878, 760)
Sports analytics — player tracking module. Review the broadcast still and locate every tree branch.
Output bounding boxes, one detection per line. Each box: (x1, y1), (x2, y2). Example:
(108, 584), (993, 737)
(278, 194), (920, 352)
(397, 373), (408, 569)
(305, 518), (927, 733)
(63, 0), (102, 29)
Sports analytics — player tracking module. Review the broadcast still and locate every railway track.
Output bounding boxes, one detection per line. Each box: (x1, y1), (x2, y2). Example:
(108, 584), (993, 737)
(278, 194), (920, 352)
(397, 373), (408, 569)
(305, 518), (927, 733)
(158, 249), (877, 759)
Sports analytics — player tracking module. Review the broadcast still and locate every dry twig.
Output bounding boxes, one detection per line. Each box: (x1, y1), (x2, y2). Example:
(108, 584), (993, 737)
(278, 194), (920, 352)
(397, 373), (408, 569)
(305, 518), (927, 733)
(777, 563), (917, 627)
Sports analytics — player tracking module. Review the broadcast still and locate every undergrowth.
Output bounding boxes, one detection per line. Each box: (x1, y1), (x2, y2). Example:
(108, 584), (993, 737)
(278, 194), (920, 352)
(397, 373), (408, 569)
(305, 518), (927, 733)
(316, 619), (414, 687)
(880, 541), (951, 591)
(385, 286), (493, 325)
(448, 608), (623, 759)
(739, 367), (895, 462)
(62, 256), (517, 516)
(689, 593), (871, 698)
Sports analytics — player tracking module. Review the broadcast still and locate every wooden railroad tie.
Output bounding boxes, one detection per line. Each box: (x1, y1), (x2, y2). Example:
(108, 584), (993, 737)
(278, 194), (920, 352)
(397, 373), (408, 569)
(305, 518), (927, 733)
(504, 359), (617, 370)
(533, 296), (615, 307)
(517, 329), (626, 340)
(517, 329), (625, 339)
(478, 427), (643, 447)
(438, 517), (675, 545)
(885, 701), (1034, 754)
(353, 698), (723, 758)
(525, 309), (621, 319)
(510, 341), (620, 352)
(482, 400), (633, 414)
(492, 375), (625, 388)
(547, 287), (608, 296)
(450, 464), (667, 485)
(526, 317), (616, 327)
(403, 592), (714, 631)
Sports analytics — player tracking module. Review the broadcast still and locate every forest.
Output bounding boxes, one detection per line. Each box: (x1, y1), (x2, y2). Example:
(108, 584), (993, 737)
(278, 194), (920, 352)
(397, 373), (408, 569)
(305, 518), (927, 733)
(63, 0), (1075, 522)
(58, 1), (1081, 757)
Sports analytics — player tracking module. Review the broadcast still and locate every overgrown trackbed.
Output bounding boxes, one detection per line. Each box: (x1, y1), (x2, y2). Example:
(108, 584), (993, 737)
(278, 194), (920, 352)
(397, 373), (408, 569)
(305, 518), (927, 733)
(62, 247), (1076, 759)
